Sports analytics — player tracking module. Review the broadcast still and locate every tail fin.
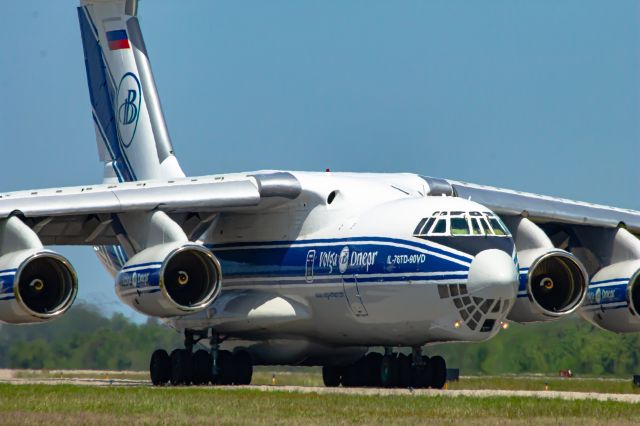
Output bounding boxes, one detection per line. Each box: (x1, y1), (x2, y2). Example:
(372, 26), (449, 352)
(78, 0), (184, 182)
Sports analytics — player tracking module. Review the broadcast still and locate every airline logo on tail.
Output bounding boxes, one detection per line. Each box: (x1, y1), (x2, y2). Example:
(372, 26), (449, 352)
(106, 29), (130, 50)
(116, 72), (141, 147)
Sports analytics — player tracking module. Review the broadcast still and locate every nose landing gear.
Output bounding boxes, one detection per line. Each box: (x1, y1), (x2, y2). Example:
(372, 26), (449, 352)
(322, 347), (448, 389)
(149, 329), (253, 386)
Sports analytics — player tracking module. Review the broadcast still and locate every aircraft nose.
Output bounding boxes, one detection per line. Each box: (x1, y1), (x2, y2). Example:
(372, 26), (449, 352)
(466, 249), (518, 300)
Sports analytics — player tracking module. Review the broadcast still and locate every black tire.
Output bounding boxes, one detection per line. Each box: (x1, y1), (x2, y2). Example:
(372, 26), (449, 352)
(233, 351), (253, 385)
(170, 349), (193, 385)
(380, 355), (398, 388)
(150, 349), (171, 386)
(412, 356), (432, 389)
(192, 349), (212, 385)
(365, 353), (383, 387)
(430, 355), (447, 389)
(217, 350), (235, 385)
(322, 366), (342, 387)
(354, 358), (370, 387)
(341, 361), (359, 387)
(397, 354), (412, 388)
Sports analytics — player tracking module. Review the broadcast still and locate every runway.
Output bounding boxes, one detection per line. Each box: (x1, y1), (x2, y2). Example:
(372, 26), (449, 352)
(1, 369), (639, 403)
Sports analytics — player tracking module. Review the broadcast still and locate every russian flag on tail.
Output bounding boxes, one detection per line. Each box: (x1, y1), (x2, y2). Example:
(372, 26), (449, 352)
(106, 29), (130, 50)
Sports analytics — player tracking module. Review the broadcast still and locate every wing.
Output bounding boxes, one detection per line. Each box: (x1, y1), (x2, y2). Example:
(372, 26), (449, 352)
(444, 179), (640, 234)
(0, 172), (300, 245)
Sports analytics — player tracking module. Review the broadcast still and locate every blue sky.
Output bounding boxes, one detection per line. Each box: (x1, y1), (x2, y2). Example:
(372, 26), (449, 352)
(1, 1), (639, 321)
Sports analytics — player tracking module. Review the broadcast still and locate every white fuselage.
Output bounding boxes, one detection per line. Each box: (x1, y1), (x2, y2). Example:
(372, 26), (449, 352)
(99, 171), (520, 365)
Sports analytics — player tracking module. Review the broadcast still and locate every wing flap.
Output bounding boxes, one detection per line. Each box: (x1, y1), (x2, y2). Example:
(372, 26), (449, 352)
(0, 177), (261, 218)
(450, 181), (640, 232)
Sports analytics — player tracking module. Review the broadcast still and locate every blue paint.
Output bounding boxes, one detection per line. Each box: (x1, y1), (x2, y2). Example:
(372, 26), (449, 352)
(211, 238), (471, 285)
(584, 281), (628, 306)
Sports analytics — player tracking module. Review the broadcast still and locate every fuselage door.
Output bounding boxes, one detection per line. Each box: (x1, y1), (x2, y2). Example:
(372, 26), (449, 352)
(343, 274), (368, 317)
(305, 250), (315, 283)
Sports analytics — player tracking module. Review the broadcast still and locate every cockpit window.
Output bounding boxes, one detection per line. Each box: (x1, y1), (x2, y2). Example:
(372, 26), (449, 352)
(450, 217), (470, 235)
(431, 218), (447, 234)
(413, 218), (427, 235)
(414, 211), (511, 238)
(481, 217), (493, 235)
(485, 213), (510, 236)
(470, 217), (483, 235)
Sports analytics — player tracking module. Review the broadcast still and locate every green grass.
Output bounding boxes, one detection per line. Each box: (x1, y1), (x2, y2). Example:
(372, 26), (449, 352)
(0, 384), (639, 425)
(447, 376), (640, 394)
(14, 370), (149, 381)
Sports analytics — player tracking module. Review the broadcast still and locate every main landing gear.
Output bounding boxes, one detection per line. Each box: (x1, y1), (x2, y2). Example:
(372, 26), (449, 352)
(150, 329), (253, 386)
(322, 347), (447, 389)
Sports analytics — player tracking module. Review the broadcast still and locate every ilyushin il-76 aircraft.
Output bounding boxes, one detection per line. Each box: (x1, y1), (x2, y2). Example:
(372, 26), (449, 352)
(2, 0), (640, 389)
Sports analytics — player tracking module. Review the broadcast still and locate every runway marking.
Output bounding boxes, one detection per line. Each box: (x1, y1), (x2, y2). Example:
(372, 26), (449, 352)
(1, 375), (639, 403)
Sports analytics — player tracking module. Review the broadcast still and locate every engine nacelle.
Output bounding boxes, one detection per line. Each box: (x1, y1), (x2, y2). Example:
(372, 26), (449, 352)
(508, 248), (588, 323)
(0, 249), (78, 324)
(578, 260), (640, 333)
(116, 243), (221, 317)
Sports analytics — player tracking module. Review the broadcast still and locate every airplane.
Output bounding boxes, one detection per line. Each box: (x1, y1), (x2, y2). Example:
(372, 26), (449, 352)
(1, 0), (639, 389)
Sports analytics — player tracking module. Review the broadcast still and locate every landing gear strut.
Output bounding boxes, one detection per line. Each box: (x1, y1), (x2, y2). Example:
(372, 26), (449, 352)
(149, 329), (253, 386)
(322, 347), (448, 389)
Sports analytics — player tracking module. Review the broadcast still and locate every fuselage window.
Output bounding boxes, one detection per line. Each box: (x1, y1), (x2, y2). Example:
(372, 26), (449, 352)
(450, 217), (470, 235)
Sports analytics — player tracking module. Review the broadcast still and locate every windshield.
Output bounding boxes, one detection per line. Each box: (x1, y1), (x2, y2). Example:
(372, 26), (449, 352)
(413, 211), (511, 237)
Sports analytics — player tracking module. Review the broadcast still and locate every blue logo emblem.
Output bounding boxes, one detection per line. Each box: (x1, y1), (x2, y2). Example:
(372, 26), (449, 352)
(115, 72), (142, 147)
(119, 90), (138, 125)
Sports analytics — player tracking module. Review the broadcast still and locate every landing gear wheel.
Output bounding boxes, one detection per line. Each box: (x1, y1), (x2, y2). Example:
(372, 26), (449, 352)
(412, 356), (432, 389)
(341, 359), (363, 387)
(192, 349), (212, 385)
(170, 349), (193, 385)
(233, 351), (253, 385)
(322, 366), (342, 387)
(380, 355), (398, 388)
(354, 358), (370, 387)
(216, 350), (235, 385)
(397, 354), (412, 388)
(430, 355), (447, 389)
(150, 349), (171, 386)
(365, 353), (383, 387)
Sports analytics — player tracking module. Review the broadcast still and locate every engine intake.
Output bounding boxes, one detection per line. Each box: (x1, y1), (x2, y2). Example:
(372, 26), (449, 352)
(529, 252), (586, 314)
(0, 250), (78, 324)
(116, 243), (221, 317)
(508, 249), (588, 323)
(162, 248), (218, 309)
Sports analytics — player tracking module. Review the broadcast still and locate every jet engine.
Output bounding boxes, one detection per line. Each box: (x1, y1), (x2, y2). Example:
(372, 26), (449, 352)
(578, 260), (640, 333)
(507, 248), (588, 323)
(0, 249), (78, 324)
(116, 243), (221, 317)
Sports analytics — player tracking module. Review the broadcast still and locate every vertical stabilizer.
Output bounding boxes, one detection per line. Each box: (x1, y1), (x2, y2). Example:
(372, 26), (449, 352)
(78, 0), (184, 182)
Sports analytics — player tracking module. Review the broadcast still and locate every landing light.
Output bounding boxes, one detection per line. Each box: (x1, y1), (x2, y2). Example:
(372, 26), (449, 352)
(500, 321), (509, 330)
(453, 320), (462, 329)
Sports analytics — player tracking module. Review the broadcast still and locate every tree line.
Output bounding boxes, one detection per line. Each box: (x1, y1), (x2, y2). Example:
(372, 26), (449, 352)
(1, 305), (639, 376)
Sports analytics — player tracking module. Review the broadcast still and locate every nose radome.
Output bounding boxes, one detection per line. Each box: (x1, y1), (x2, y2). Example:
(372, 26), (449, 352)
(467, 249), (518, 300)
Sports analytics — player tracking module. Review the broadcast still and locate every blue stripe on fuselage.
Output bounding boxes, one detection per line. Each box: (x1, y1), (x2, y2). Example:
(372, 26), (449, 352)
(110, 237), (494, 289)
(210, 237), (471, 286)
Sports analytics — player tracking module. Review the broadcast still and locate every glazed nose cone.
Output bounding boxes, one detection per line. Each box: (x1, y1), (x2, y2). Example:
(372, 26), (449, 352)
(467, 249), (518, 300)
